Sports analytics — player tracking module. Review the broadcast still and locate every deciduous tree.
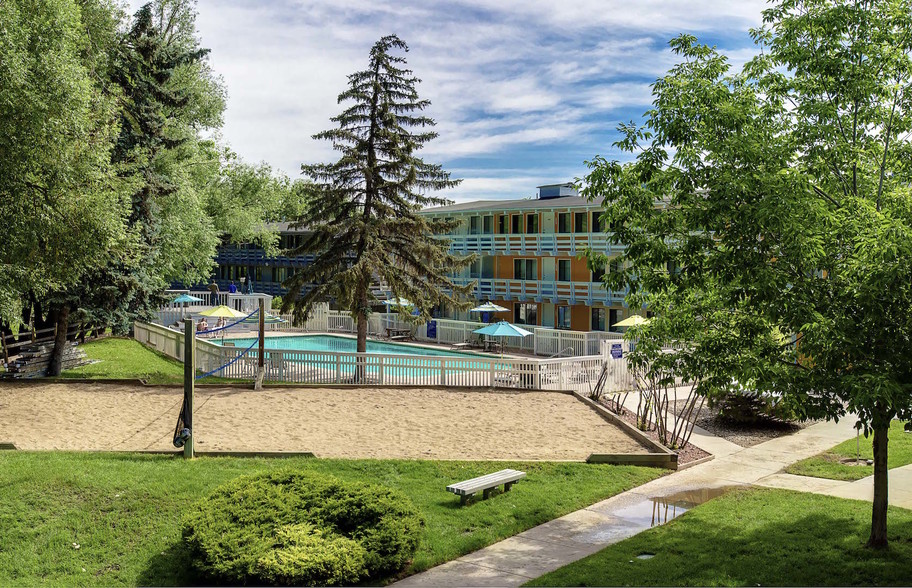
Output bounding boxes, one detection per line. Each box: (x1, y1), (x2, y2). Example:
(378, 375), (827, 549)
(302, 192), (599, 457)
(585, 0), (912, 548)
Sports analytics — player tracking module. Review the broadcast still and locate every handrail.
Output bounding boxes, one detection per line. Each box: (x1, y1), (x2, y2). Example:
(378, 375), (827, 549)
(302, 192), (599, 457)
(547, 346), (575, 359)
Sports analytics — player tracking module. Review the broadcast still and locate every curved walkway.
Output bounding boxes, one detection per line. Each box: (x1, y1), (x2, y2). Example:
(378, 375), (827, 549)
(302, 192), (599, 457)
(394, 417), (857, 587)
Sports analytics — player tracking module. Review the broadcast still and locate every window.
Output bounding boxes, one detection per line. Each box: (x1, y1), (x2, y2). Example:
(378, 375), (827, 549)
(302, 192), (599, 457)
(514, 303), (538, 326)
(558, 259), (571, 282)
(609, 309), (620, 332)
(513, 258), (537, 280)
(526, 214), (538, 234)
(498, 215), (507, 234)
(483, 216), (494, 234)
(592, 264), (605, 283)
(591, 308), (606, 331)
(591, 211), (604, 233)
(511, 214), (522, 234)
(469, 259), (481, 278)
(558, 213), (571, 233)
(469, 216), (480, 235)
(574, 212), (588, 233)
(557, 306), (571, 329)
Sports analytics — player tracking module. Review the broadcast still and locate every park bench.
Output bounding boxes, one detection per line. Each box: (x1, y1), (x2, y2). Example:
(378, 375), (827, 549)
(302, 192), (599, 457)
(446, 469), (526, 504)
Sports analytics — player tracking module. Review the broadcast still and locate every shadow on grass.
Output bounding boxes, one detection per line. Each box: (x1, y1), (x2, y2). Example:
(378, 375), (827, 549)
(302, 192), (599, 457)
(530, 491), (912, 586)
(137, 540), (201, 587)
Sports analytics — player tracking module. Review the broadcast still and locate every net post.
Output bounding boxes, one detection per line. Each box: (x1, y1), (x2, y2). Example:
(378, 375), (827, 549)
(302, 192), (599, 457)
(258, 298), (265, 369)
(183, 318), (195, 459)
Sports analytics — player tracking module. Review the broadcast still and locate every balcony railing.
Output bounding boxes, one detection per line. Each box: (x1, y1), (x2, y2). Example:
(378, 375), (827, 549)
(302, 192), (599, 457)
(215, 248), (315, 266)
(451, 277), (625, 306)
(441, 233), (624, 256)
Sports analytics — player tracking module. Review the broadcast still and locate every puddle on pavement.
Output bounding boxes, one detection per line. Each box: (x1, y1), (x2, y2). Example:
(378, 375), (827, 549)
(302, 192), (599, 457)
(613, 486), (737, 528)
(578, 486), (739, 545)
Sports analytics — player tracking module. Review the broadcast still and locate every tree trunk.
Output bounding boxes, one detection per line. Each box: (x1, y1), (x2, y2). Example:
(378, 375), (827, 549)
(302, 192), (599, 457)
(867, 422), (890, 548)
(47, 304), (70, 377)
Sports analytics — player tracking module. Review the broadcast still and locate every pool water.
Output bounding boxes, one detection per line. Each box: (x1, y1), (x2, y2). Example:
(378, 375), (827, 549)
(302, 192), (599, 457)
(220, 334), (486, 359)
(217, 334), (500, 379)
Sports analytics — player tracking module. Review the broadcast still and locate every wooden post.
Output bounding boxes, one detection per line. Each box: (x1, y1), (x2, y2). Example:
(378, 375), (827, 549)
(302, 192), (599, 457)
(0, 333), (8, 365)
(183, 318), (195, 459)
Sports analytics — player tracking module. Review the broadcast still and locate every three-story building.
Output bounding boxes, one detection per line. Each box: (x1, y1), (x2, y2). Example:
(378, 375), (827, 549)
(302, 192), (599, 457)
(210, 183), (630, 332)
(419, 183), (628, 332)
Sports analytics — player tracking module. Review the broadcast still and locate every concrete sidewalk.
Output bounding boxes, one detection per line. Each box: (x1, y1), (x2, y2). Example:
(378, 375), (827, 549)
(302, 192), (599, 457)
(394, 418), (857, 587)
(757, 463), (912, 509)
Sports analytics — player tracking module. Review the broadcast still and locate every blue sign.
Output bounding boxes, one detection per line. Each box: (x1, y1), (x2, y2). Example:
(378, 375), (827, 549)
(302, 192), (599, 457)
(610, 343), (623, 359)
(426, 320), (437, 339)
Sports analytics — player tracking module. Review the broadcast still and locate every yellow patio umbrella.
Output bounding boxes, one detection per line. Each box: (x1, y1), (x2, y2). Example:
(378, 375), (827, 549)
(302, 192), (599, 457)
(613, 315), (650, 328)
(198, 305), (247, 319)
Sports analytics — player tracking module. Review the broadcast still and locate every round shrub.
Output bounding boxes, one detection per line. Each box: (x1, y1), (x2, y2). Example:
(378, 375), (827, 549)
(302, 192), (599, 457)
(182, 470), (423, 586)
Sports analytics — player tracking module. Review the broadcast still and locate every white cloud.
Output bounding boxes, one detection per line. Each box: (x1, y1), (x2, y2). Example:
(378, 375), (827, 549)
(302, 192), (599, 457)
(128, 0), (766, 200)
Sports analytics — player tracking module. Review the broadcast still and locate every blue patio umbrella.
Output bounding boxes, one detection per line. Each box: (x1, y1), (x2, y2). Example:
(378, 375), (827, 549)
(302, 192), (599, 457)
(171, 293), (205, 319)
(473, 320), (533, 357)
(172, 294), (204, 303)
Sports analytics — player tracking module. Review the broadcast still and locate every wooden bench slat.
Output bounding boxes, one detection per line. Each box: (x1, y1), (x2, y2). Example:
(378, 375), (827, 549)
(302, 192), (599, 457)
(446, 470), (522, 489)
(446, 469), (526, 496)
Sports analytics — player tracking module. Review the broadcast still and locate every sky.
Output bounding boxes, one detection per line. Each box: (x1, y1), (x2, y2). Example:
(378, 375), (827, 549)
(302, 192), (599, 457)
(151, 0), (770, 203)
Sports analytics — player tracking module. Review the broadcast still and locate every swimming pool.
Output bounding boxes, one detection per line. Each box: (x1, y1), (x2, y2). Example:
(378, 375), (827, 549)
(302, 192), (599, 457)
(220, 334), (486, 359)
(216, 334), (504, 380)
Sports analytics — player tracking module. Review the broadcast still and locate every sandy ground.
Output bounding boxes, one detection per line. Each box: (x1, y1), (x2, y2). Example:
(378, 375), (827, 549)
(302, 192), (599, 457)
(0, 382), (651, 460)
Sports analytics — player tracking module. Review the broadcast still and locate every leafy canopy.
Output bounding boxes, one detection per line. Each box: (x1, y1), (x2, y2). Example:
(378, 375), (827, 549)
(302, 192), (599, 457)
(586, 0), (912, 428)
(584, 0), (912, 547)
(0, 0), (128, 325)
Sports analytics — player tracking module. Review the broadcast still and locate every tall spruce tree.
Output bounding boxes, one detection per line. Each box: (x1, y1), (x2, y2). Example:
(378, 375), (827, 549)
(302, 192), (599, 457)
(283, 35), (473, 357)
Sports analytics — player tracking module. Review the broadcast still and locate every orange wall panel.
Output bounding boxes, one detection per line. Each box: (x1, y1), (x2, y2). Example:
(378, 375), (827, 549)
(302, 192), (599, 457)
(570, 305), (590, 331)
(570, 257), (591, 282)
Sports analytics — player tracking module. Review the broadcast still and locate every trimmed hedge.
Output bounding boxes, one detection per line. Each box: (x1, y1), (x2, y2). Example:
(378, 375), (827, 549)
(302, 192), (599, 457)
(182, 470), (423, 585)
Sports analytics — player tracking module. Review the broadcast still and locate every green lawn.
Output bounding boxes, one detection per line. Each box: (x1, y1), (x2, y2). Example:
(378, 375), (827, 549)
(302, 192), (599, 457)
(62, 337), (238, 385)
(527, 488), (912, 587)
(786, 420), (912, 481)
(0, 452), (664, 586)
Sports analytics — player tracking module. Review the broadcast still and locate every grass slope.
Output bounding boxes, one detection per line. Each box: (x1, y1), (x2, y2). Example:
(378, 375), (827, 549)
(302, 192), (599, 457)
(787, 420), (912, 481)
(61, 337), (237, 384)
(0, 452), (663, 586)
(528, 488), (912, 587)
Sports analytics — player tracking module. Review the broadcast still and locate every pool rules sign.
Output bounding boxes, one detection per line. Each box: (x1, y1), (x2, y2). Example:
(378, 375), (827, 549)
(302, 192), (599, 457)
(610, 343), (623, 359)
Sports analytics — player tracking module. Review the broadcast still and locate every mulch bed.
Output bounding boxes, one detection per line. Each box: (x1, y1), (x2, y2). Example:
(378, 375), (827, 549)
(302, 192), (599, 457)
(672, 400), (820, 448)
(601, 401), (711, 465)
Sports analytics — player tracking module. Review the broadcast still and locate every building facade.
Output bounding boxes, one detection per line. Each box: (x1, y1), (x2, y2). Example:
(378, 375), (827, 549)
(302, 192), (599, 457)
(210, 183), (630, 332)
(211, 223), (312, 297)
(419, 183), (628, 332)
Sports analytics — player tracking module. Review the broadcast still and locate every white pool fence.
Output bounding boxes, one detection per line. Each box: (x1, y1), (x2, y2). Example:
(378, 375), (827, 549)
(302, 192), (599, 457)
(156, 301), (624, 359)
(134, 321), (636, 394)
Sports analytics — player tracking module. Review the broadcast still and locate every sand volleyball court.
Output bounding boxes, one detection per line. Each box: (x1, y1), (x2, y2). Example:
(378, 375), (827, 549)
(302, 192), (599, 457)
(0, 382), (651, 460)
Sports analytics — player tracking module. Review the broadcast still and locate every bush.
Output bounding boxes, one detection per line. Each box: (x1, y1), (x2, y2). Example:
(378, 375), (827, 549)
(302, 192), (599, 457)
(710, 387), (798, 425)
(182, 470), (423, 586)
(270, 295), (282, 310)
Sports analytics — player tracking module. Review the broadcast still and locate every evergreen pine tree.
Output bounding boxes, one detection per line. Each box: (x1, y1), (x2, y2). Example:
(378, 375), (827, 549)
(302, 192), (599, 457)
(283, 35), (473, 357)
